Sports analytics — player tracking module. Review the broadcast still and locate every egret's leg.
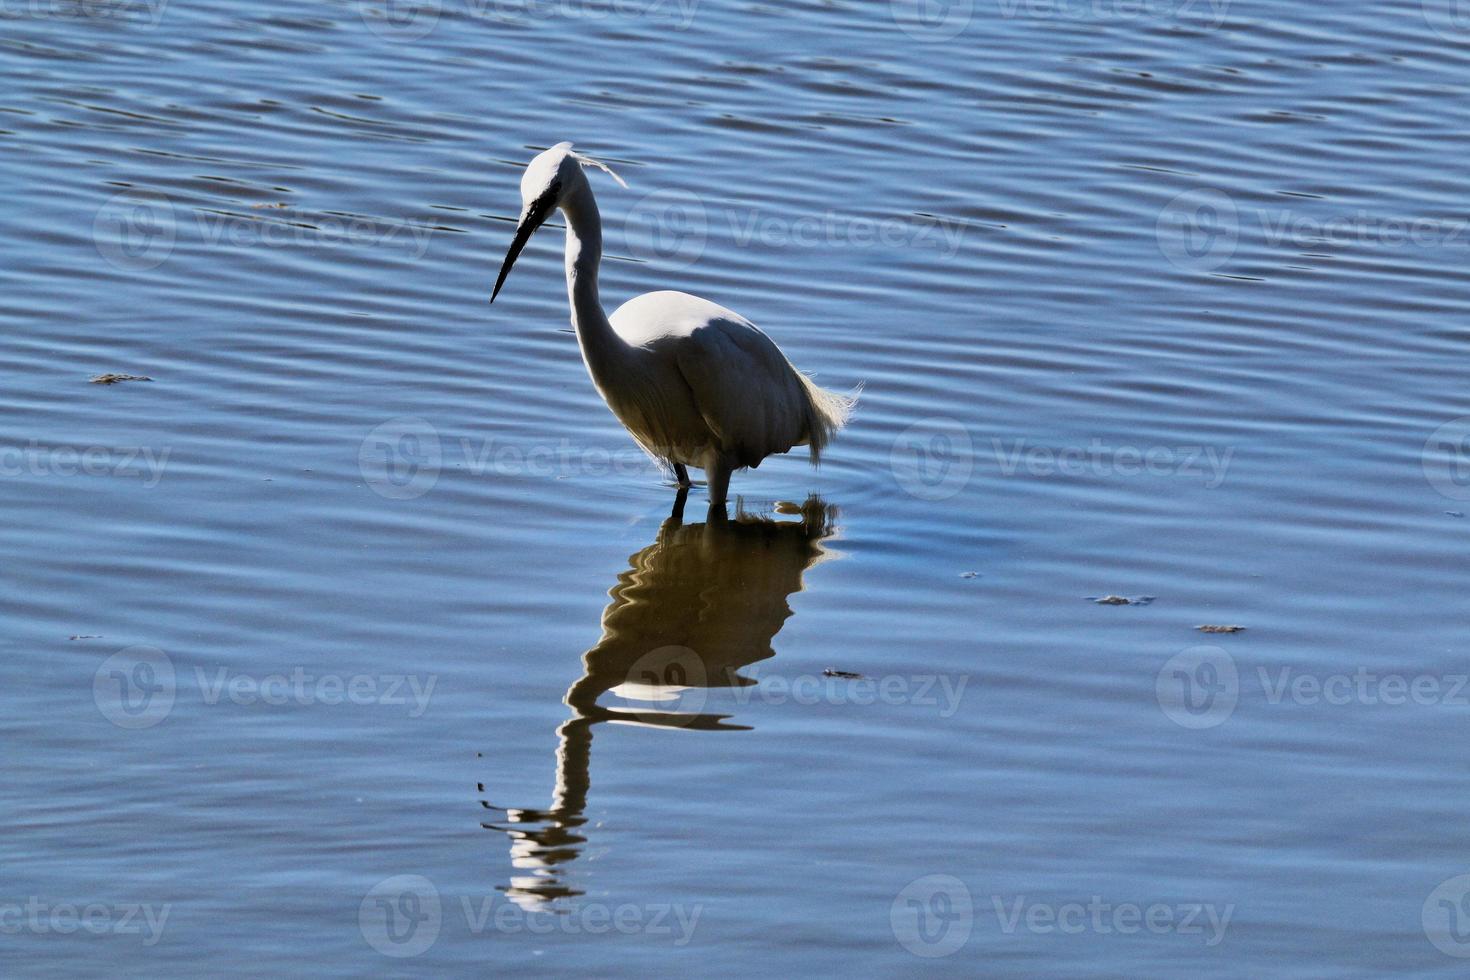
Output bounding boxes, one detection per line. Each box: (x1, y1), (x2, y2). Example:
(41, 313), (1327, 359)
(670, 486), (688, 523)
(673, 463), (691, 488)
(706, 459), (731, 509)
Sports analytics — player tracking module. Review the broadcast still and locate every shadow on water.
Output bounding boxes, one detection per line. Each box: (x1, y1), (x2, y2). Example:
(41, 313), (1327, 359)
(480, 494), (839, 909)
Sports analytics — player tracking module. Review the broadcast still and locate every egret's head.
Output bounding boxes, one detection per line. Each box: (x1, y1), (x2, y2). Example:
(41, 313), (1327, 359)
(492, 142), (626, 302)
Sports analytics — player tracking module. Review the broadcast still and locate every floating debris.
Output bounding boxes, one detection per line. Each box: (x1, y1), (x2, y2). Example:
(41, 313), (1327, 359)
(1448, 511), (1464, 518)
(823, 668), (864, 680)
(959, 571), (979, 579)
(68, 634), (101, 640)
(90, 373), (152, 385)
(1089, 595), (1156, 606)
(1197, 625), (1246, 634)
(251, 202), (290, 209)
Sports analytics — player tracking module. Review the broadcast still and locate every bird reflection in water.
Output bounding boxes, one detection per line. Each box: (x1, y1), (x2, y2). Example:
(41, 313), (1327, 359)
(479, 493), (838, 909)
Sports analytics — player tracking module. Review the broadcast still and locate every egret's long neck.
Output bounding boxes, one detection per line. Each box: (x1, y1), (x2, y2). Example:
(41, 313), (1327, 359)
(560, 182), (622, 374)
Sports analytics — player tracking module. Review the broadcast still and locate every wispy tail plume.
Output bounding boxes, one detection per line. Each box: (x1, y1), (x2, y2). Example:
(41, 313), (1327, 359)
(798, 374), (860, 465)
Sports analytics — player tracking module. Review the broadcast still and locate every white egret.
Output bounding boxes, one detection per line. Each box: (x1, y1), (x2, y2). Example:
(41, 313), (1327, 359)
(490, 142), (855, 509)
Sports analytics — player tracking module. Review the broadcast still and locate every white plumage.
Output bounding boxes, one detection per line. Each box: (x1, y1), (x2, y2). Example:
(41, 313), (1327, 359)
(491, 142), (854, 509)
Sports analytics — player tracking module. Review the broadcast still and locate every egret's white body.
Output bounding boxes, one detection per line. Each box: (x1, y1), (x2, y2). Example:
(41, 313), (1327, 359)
(491, 142), (854, 509)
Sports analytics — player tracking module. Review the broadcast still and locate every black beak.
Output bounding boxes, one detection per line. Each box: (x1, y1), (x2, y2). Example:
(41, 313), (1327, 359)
(492, 187), (558, 303)
(491, 212), (537, 303)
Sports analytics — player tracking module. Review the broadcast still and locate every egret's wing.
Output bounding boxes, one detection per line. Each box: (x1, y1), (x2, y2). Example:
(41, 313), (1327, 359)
(673, 317), (807, 468)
